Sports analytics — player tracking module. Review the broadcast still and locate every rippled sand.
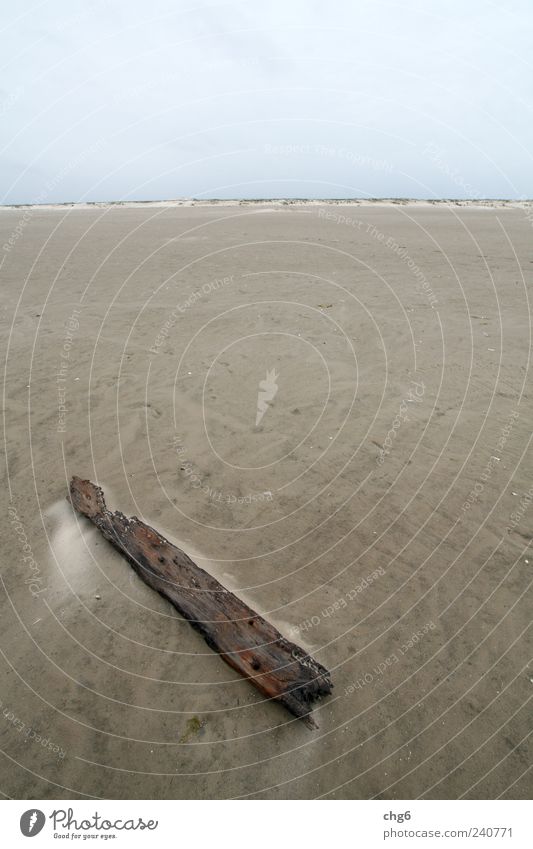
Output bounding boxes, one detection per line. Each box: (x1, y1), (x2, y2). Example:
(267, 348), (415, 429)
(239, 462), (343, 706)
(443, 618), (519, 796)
(1, 201), (531, 799)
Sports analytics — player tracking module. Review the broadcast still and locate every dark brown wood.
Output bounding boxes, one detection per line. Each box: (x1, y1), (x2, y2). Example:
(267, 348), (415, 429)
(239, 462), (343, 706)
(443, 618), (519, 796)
(69, 477), (332, 728)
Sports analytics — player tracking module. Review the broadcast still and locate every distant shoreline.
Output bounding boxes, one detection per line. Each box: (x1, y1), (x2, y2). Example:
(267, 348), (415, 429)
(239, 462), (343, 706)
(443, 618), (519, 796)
(0, 198), (531, 211)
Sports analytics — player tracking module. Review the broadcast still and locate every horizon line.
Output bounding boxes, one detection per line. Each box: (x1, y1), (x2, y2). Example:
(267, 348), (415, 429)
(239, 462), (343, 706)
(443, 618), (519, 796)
(1, 197), (531, 211)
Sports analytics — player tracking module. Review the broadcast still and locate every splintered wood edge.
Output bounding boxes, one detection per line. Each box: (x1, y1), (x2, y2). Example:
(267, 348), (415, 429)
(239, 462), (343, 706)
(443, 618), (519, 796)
(68, 476), (332, 727)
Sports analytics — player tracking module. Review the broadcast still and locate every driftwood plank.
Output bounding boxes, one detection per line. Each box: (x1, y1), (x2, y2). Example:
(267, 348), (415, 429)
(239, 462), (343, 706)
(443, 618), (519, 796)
(69, 477), (332, 728)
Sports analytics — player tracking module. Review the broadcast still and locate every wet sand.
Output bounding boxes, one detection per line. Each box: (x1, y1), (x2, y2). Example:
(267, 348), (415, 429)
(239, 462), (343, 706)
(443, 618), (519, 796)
(1, 201), (532, 799)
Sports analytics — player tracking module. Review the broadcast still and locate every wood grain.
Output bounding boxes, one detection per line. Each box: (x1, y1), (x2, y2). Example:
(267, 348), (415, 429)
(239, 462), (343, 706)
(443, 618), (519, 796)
(69, 476), (332, 728)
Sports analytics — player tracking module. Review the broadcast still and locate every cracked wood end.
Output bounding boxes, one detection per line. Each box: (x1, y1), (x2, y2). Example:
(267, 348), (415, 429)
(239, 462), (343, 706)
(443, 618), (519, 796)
(69, 476), (332, 728)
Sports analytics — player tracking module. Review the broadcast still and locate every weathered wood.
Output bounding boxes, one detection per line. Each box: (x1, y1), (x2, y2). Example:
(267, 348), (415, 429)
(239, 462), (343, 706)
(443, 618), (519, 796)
(69, 477), (332, 728)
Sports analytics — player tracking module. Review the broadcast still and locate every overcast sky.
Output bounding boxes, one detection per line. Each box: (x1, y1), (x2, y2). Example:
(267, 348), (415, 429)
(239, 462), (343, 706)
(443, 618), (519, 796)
(1, 0), (532, 203)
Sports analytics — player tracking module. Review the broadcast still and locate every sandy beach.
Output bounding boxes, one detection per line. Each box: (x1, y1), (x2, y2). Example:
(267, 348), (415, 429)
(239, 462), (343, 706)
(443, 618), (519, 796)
(1, 200), (531, 799)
